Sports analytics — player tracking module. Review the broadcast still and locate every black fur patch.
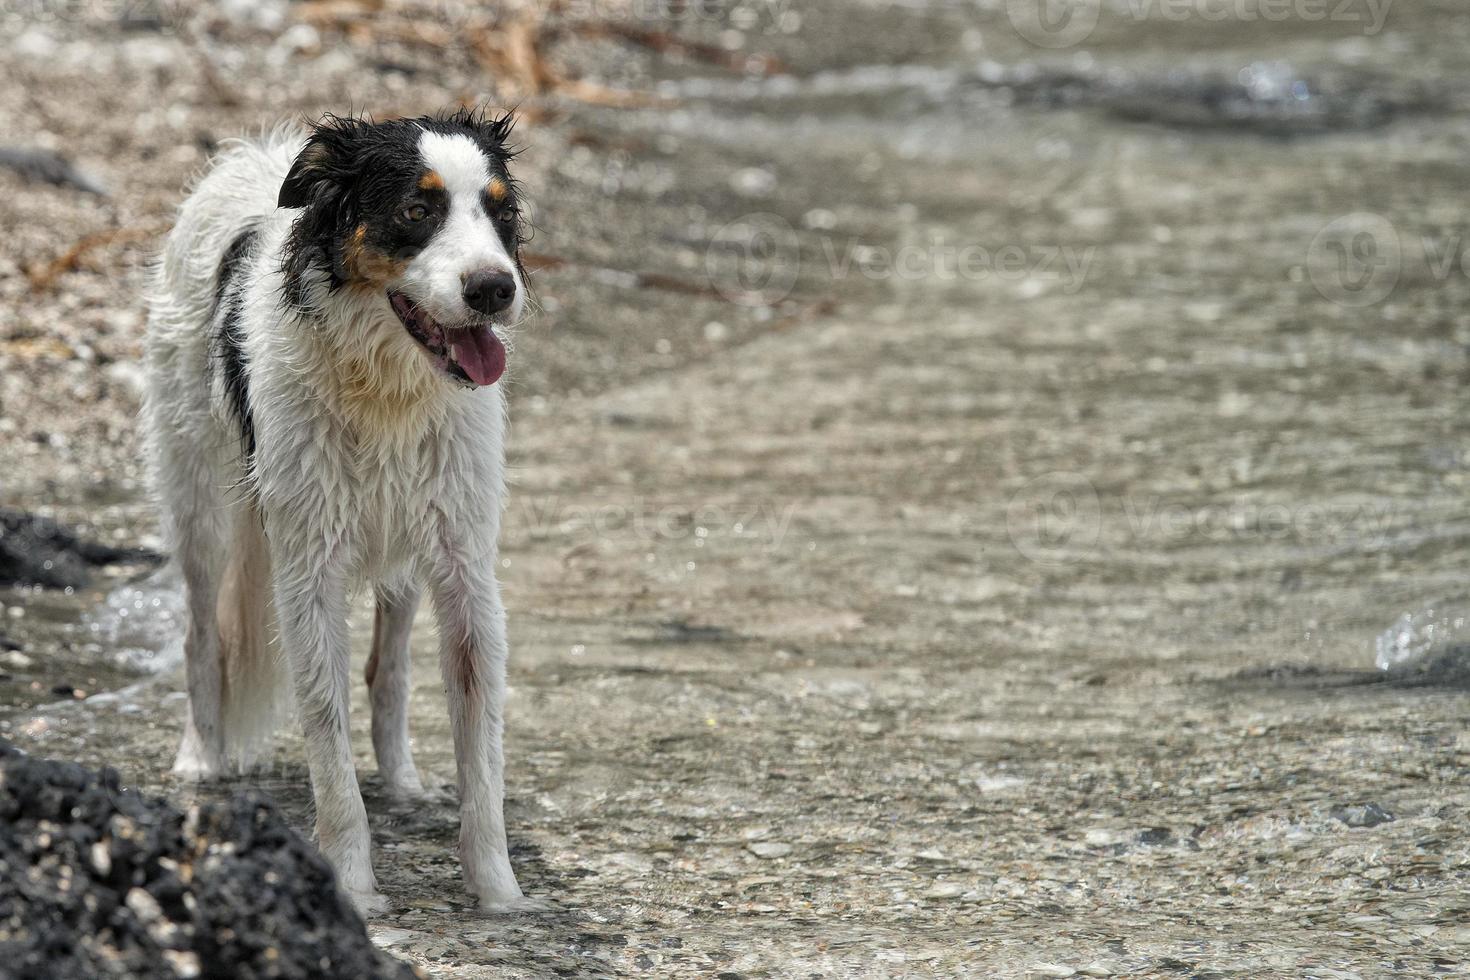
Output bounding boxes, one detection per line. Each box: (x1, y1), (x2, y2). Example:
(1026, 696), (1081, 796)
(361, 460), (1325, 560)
(210, 228), (259, 460)
(279, 107), (525, 313)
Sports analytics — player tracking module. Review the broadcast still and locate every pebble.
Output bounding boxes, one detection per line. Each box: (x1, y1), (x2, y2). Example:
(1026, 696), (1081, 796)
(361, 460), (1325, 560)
(1332, 803), (1394, 828)
(803, 208), (838, 230)
(747, 842), (792, 859)
(1, 650), (33, 670)
(162, 951), (201, 978)
(90, 841), (111, 877)
(11, 29), (58, 61)
(121, 888), (154, 922)
(603, 851), (654, 872)
(730, 167), (776, 196)
(367, 928), (420, 952)
(275, 24), (321, 55)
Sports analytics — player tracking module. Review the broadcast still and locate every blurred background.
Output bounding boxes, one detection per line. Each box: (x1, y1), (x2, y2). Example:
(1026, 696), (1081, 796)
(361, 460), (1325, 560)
(2, 0), (1469, 975)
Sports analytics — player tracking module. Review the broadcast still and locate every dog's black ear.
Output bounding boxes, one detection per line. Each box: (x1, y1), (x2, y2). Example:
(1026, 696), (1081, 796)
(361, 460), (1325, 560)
(473, 109), (518, 150)
(278, 140), (331, 209)
(278, 115), (368, 209)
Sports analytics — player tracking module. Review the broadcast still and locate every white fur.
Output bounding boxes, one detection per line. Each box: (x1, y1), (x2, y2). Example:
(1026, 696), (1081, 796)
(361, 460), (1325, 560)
(144, 125), (529, 915)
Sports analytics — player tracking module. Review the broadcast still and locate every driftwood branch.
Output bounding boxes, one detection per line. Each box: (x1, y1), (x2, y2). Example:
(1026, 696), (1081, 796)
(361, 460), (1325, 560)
(571, 22), (784, 76)
(291, 4), (671, 107)
(26, 224), (165, 293)
(174, 18), (243, 107)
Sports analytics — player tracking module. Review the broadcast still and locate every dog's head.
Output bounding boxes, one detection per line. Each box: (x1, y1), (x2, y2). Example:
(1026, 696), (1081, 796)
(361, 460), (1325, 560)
(279, 109), (526, 388)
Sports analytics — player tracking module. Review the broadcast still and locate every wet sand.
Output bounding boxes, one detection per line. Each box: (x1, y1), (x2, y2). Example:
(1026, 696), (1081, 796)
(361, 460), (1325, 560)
(3, 1), (1470, 976)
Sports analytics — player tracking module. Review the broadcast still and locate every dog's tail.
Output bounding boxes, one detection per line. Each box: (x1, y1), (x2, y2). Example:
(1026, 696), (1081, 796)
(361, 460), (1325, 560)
(216, 501), (292, 771)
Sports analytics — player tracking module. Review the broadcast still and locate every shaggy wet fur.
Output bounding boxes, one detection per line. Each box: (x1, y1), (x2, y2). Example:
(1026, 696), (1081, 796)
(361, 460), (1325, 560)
(144, 109), (534, 916)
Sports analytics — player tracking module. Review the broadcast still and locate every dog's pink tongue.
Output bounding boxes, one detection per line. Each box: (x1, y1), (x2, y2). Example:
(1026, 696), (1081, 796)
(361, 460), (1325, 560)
(450, 327), (506, 386)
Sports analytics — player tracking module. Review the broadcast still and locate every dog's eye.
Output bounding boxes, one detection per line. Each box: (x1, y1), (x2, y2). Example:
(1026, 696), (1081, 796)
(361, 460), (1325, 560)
(496, 207), (515, 226)
(403, 204), (428, 222)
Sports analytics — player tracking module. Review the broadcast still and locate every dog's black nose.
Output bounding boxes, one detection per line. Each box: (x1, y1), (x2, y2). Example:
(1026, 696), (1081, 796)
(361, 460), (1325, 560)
(462, 269), (517, 316)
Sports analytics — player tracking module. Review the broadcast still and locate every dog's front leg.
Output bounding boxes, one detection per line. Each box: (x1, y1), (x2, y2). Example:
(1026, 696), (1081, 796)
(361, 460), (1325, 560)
(273, 553), (386, 917)
(428, 541), (526, 909)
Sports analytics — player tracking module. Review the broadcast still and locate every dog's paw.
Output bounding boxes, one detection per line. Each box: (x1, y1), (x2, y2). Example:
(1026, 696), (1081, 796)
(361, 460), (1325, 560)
(344, 887), (391, 918)
(170, 749), (224, 782)
(171, 726), (226, 781)
(465, 854), (532, 912)
(385, 774), (452, 805)
(475, 890), (553, 914)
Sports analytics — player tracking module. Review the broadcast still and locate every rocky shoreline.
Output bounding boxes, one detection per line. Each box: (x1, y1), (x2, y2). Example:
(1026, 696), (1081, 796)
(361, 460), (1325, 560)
(0, 508), (160, 591)
(0, 740), (419, 979)
(5, 0), (1470, 976)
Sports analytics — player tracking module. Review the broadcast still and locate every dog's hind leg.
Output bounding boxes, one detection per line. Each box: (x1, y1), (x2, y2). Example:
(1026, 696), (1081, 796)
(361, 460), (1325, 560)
(366, 583), (428, 798)
(216, 500), (289, 771)
(162, 450), (232, 780)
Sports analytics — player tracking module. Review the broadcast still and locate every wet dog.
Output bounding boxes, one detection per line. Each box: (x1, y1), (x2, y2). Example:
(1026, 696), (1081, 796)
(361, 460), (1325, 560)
(144, 109), (531, 915)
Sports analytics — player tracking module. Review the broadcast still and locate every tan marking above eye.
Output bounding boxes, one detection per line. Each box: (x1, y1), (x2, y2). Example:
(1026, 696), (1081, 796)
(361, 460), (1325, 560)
(418, 170), (444, 191)
(487, 177), (508, 202)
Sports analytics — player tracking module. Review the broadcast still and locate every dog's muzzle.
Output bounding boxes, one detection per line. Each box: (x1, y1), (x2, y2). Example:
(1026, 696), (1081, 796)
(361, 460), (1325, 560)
(388, 291), (507, 387)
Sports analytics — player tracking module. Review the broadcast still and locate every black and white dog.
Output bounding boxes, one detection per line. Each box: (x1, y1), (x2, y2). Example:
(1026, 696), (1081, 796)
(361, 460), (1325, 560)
(144, 109), (531, 914)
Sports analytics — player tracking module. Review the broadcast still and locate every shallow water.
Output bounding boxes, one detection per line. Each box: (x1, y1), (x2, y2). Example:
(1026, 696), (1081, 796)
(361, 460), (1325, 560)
(4, 0), (1470, 975)
(83, 566), (185, 674)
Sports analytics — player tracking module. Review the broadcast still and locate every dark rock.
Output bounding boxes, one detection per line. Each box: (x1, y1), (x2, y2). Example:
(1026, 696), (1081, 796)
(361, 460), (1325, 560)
(0, 741), (421, 979)
(965, 63), (1437, 138)
(0, 147), (106, 195)
(1331, 803), (1395, 828)
(0, 508), (161, 589)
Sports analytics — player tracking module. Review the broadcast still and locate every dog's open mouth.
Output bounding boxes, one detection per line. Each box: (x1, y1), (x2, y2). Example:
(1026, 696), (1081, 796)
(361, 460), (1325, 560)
(388, 291), (506, 387)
